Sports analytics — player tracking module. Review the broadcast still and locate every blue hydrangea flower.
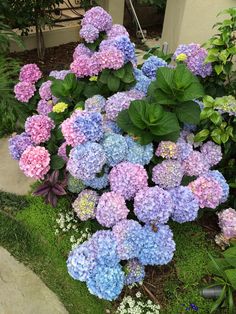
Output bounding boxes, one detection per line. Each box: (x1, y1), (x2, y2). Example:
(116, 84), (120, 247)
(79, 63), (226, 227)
(124, 259), (145, 285)
(8, 132), (33, 160)
(103, 119), (121, 134)
(67, 142), (106, 181)
(67, 240), (97, 282)
(83, 169), (109, 190)
(138, 224), (176, 266)
(133, 68), (152, 95)
(74, 111), (103, 142)
(205, 170), (229, 203)
(113, 35), (136, 63)
(90, 230), (120, 266)
(85, 95), (106, 113)
(125, 136), (153, 165)
(87, 264), (125, 301)
(170, 186), (199, 223)
(112, 219), (144, 260)
(141, 56), (167, 79)
(102, 133), (128, 166)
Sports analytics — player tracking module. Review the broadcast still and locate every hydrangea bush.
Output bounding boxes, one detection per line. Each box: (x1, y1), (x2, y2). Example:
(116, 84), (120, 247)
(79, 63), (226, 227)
(9, 6), (230, 302)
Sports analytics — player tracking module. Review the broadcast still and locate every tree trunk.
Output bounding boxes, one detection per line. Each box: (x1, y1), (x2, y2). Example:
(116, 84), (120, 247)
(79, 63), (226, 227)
(36, 24), (45, 60)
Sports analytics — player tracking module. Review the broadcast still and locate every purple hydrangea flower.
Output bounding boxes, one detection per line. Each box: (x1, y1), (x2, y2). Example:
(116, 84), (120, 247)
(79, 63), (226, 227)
(113, 35), (136, 63)
(103, 119), (121, 134)
(9, 132), (33, 160)
(218, 208), (236, 239)
(109, 161), (148, 200)
(96, 192), (129, 227)
(57, 142), (68, 162)
(152, 160), (183, 189)
(87, 264), (124, 301)
(134, 186), (173, 224)
(72, 189), (99, 221)
(176, 138), (194, 162)
(205, 170), (229, 203)
(19, 63), (42, 83)
(124, 259), (145, 285)
(49, 70), (71, 80)
(141, 56), (167, 79)
(73, 43), (93, 60)
(170, 186), (199, 223)
(182, 151), (210, 177)
(37, 99), (53, 115)
(82, 6), (113, 32)
(39, 80), (52, 100)
(85, 95), (106, 113)
(80, 24), (99, 43)
(107, 24), (129, 39)
(83, 168), (109, 190)
(67, 142), (106, 181)
(200, 141), (222, 167)
(105, 92), (132, 121)
(14, 81), (36, 103)
(138, 224), (176, 266)
(112, 219), (144, 260)
(156, 141), (178, 159)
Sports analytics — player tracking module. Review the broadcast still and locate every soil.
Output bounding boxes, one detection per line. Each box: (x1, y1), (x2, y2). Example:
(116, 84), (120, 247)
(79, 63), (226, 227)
(10, 42), (78, 76)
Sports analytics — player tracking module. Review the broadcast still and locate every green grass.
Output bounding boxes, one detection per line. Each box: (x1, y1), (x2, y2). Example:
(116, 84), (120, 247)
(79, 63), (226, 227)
(0, 191), (221, 313)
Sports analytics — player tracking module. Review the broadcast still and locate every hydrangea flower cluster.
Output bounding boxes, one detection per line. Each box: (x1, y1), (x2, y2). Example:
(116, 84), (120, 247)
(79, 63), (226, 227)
(124, 259), (145, 285)
(25, 115), (54, 145)
(152, 160), (183, 189)
(141, 56), (167, 79)
(84, 95), (106, 112)
(37, 99), (53, 116)
(9, 132), (33, 160)
(173, 43), (212, 78)
(72, 189), (99, 221)
(218, 208), (236, 239)
(14, 81), (36, 103)
(19, 63), (42, 83)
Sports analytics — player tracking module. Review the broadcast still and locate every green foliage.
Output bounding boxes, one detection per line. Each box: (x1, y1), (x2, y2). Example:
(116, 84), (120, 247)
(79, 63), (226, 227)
(117, 99), (180, 144)
(203, 7), (236, 97)
(206, 244), (236, 313)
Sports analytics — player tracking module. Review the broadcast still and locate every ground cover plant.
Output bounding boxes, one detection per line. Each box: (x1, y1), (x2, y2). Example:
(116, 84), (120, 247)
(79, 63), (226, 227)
(5, 5), (236, 313)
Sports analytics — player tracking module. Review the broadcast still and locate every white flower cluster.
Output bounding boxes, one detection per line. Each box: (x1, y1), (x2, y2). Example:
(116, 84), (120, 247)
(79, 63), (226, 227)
(116, 293), (160, 314)
(55, 211), (92, 249)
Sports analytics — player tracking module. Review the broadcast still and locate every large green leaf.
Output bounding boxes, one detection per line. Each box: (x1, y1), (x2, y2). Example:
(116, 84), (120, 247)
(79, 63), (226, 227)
(223, 247), (236, 267)
(142, 102), (164, 125)
(108, 75), (120, 92)
(178, 82), (205, 102)
(149, 111), (180, 136)
(173, 64), (194, 89)
(128, 100), (146, 129)
(50, 155), (65, 170)
(156, 66), (174, 93)
(225, 269), (236, 289)
(175, 101), (201, 124)
(117, 110), (143, 134)
(151, 88), (177, 105)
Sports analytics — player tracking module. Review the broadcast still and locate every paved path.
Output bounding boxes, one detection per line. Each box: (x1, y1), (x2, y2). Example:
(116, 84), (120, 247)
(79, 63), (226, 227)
(0, 247), (68, 314)
(0, 137), (35, 195)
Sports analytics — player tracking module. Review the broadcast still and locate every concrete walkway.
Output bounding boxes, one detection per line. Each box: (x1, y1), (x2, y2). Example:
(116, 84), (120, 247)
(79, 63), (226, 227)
(0, 247), (68, 314)
(0, 137), (35, 195)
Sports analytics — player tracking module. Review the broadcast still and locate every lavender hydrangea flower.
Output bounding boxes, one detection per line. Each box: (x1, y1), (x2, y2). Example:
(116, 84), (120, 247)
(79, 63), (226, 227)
(200, 141), (222, 167)
(72, 189), (99, 221)
(176, 138), (193, 162)
(124, 259), (145, 285)
(125, 89), (145, 100)
(82, 6), (113, 32)
(67, 142), (106, 181)
(141, 56), (167, 79)
(134, 186), (173, 224)
(113, 35), (136, 63)
(152, 160), (183, 189)
(170, 186), (199, 223)
(103, 119), (121, 134)
(102, 133), (128, 166)
(188, 176), (223, 209)
(205, 170), (229, 203)
(156, 141), (178, 159)
(182, 151), (209, 176)
(73, 111), (103, 142)
(105, 92), (132, 121)
(96, 192), (129, 228)
(37, 99), (53, 115)
(138, 224), (176, 266)
(109, 161), (148, 200)
(87, 264), (124, 301)
(112, 219), (144, 260)
(90, 230), (119, 266)
(80, 24), (99, 43)
(125, 136), (153, 166)
(49, 70), (71, 80)
(85, 95), (106, 113)
(39, 80), (52, 100)
(67, 175), (85, 194)
(107, 24), (129, 39)
(9, 132), (33, 160)
(19, 63), (42, 83)
(133, 68), (152, 95)
(83, 170), (109, 190)
(67, 240), (97, 281)
(14, 81), (36, 103)
(73, 43), (93, 60)
(218, 208), (236, 239)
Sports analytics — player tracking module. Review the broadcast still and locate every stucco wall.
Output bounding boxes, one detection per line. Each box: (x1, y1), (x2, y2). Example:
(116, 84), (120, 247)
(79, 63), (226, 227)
(161, 0), (236, 52)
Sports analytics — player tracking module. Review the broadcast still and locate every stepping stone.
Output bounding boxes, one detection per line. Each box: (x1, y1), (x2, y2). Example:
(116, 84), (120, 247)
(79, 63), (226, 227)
(0, 137), (35, 195)
(0, 247), (68, 314)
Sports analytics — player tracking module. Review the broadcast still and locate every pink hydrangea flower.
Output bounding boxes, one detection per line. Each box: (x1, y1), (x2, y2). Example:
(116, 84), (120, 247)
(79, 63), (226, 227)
(107, 24), (129, 39)
(188, 176), (223, 209)
(19, 146), (50, 179)
(109, 161), (148, 200)
(80, 24), (99, 43)
(25, 115), (54, 144)
(19, 63), (42, 83)
(39, 80), (52, 100)
(70, 54), (100, 78)
(182, 151), (210, 176)
(14, 81), (36, 103)
(61, 111), (86, 147)
(58, 142), (68, 162)
(98, 47), (125, 70)
(73, 43), (93, 60)
(218, 208), (236, 239)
